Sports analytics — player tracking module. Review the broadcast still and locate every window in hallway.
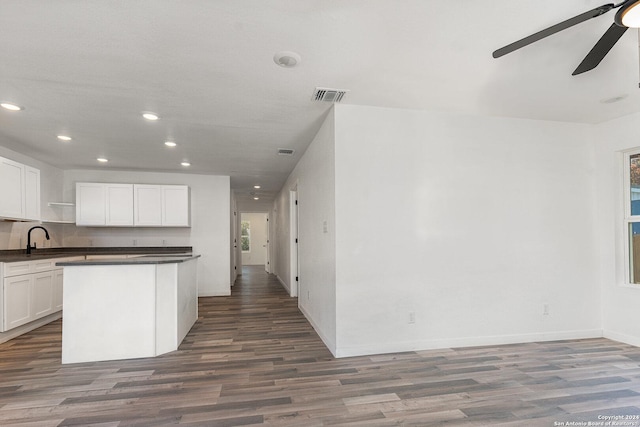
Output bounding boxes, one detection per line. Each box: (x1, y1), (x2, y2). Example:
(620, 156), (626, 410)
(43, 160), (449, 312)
(241, 220), (250, 252)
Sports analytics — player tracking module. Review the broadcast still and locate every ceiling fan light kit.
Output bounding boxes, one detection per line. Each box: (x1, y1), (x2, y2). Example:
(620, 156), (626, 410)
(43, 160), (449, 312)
(616, 0), (640, 27)
(493, 1), (640, 76)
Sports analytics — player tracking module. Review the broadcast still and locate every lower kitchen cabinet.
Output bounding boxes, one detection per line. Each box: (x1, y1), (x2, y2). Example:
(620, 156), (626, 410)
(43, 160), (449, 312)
(32, 271), (54, 319)
(1, 257), (82, 332)
(4, 274), (32, 330)
(53, 269), (64, 311)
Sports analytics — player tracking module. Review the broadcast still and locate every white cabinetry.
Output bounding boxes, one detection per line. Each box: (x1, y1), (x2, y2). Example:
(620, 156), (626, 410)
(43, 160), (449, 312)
(32, 272), (54, 318)
(162, 185), (190, 226)
(24, 166), (41, 221)
(76, 183), (133, 226)
(1, 257), (82, 332)
(4, 275), (31, 330)
(76, 183), (105, 225)
(134, 184), (190, 227)
(106, 184), (134, 226)
(53, 269), (64, 311)
(134, 185), (162, 226)
(77, 182), (189, 227)
(0, 156), (40, 221)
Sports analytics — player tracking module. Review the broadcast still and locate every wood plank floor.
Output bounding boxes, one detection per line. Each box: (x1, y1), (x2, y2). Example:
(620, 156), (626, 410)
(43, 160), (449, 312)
(1, 266), (640, 426)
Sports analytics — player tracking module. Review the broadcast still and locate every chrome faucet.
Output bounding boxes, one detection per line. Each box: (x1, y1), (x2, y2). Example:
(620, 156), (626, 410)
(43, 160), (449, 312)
(26, 226), (50, 255)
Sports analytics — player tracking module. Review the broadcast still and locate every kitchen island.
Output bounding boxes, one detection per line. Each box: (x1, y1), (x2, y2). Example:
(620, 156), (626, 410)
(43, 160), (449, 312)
(57, 255), (199, 364)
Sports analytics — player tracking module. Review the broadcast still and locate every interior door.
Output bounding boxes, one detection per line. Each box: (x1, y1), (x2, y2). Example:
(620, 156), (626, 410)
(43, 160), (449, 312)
(265, 215), (270, 273)
(290, 189), (299, 298)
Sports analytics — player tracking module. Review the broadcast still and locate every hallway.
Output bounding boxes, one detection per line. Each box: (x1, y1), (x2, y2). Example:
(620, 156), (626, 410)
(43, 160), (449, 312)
(0, 266), (639, 425)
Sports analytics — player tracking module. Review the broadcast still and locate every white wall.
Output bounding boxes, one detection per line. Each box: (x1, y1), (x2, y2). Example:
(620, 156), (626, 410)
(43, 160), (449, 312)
(272, 110), (337, 353)
(332, 104), (601, 357)
(593, 112), (640, 347)
(63, 170), (231, 296)
(240, 212), (268, 266)
(272, 184), (292, 293)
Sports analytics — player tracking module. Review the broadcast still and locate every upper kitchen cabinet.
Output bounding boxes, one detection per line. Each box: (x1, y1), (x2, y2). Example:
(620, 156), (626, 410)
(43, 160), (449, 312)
(106, 184), (134, 226)
(134, 184), (190, 227)
(77, 182), (189, 227)
(162, 185), (190, 226)
(76, 183), (134, 226)
(0, 156), (40, 221)
(24, 166), (41, 221)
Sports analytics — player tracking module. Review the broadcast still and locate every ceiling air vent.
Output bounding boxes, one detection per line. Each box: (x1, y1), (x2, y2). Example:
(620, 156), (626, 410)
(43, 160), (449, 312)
(312, 87), (348, 103)
(278, 148), (295, 156)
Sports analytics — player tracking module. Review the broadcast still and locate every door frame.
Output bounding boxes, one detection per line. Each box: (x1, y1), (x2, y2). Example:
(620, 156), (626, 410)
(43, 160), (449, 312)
(289, 187), (299, 297)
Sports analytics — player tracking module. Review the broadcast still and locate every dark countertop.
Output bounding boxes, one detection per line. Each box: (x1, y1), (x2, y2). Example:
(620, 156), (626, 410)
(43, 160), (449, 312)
(0, 246), (192, 263)
(56, 254), (200, 266)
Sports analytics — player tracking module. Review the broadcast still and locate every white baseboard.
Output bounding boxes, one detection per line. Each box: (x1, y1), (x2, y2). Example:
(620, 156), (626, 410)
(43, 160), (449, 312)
(299, 303), (337, 357)
(198, 291), (231, 297)
(276, 275), (291, 294)
(603, 330), (640, 348)
(0, 312), (62, 344)
(333, 329), (604, 358)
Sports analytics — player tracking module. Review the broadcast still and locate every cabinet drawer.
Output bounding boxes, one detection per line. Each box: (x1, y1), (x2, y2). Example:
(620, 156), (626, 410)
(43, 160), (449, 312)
(4, 261), (31, 277)
(3, 257), (82, 277)
(32, 260), (55, 273)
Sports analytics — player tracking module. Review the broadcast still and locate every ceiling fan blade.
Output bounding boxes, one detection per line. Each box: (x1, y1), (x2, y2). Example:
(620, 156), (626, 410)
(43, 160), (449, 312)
(572, 23), (628, 75)
(493, 4), (615, 58)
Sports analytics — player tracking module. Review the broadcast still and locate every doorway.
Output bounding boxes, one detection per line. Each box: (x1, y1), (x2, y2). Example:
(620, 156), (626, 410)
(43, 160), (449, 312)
(240, 212), (269, 271)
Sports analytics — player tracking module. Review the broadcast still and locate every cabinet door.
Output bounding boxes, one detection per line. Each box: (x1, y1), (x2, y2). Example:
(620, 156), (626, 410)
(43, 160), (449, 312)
(162, 185), (190, 226)
(32, 271), (54, 319)
(134, 185), (162, 226)
(76, 183), (106, 225)
(0, 157), (25, 219)
(24, 166), (41, 221)
(106, 184), (133, 226)
(53, 269), (63, 311)
(4, 275), (32, 331)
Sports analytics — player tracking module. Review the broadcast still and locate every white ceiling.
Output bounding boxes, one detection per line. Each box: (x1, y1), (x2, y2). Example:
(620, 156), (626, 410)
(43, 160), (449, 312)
(1, 0), (639, 211)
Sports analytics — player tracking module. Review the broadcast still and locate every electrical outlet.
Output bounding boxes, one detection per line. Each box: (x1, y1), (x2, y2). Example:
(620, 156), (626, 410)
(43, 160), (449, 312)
(543, 304), (549, 316)
(162, 239), (167, 246)
(409, 311), (416, 324)
(133, 239), (137, 247)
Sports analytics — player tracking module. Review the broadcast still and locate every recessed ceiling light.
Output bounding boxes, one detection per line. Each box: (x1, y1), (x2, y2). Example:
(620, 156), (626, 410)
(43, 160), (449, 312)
(1, 102), (22, 111)
(57, 135), (72, 141)
(97, 157), (108, 163)
(142, 112), (159, 121)
(164, 141), (177, 147)
(253, 197), (260, 200)
(254, 185), (261, 189)
(181, 162), (191, 167)
(273, 51), (301, 68)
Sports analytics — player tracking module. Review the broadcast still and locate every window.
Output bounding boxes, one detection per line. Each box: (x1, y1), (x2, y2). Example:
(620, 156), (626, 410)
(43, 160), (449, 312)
(241, 220), (250, 252)
(625, 152), (640, 284)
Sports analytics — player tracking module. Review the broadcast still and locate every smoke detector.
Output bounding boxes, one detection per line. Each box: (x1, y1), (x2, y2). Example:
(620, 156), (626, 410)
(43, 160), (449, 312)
(312, 87), (349, 103)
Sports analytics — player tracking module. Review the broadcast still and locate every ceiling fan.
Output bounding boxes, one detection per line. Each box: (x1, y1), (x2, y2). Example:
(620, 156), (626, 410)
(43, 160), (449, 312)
(493, 1), (640, 75)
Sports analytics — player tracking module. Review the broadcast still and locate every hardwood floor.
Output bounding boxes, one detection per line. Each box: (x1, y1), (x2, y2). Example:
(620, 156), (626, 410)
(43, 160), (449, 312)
(1, 266), (640, 426)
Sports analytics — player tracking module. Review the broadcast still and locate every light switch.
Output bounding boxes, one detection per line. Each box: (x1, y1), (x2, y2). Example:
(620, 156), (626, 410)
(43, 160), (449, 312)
(323, 221), (328, 233)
